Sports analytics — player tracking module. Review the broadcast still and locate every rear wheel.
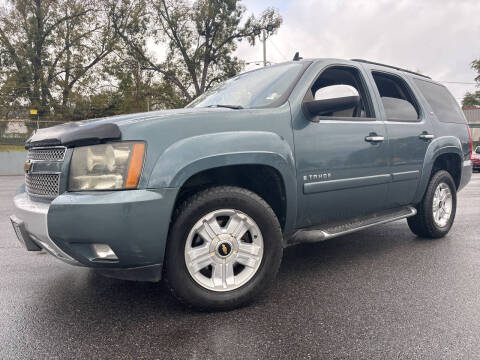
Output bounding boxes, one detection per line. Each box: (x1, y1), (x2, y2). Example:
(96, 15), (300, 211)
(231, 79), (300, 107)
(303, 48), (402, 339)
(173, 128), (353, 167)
(408, 170), (457, 238)
(165, 186), (283, 310)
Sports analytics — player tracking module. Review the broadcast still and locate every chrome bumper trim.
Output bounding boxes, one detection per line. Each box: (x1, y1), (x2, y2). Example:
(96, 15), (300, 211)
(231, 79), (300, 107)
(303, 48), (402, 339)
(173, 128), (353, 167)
(13, 193), (82, 266)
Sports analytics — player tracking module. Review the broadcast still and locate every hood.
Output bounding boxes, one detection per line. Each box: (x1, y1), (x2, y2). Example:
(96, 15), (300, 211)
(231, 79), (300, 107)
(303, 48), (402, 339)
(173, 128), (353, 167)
(25, 108), (228, 149)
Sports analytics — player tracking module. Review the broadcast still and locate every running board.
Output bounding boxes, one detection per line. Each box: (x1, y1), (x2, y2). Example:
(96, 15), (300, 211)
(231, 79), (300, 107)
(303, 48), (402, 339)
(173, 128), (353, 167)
(289, 206), (417, 245)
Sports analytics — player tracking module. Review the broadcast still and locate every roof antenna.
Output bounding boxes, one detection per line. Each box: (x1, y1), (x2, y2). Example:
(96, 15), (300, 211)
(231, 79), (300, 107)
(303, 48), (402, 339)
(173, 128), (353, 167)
(293, 52), (302, 61)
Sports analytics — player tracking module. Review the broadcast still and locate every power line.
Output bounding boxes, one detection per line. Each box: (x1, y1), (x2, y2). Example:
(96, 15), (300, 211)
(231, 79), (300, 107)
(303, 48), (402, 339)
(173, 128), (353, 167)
(269, 39), (288, 61)
(2, 79), (478, 89)
(244, 60), (276, 66)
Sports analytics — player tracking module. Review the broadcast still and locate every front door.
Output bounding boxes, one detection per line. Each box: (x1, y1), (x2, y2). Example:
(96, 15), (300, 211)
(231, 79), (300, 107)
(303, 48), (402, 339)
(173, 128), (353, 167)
(292, 64), (390, 228)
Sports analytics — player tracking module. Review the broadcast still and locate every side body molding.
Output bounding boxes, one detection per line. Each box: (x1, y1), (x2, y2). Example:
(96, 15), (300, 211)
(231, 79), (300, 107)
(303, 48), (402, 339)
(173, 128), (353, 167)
(147, 131), (298, 235)
(412, 136), (463, 204)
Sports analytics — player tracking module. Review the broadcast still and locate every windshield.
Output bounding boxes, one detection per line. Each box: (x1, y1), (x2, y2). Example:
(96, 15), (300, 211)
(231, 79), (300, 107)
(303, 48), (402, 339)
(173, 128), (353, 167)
(186, 62), (306, 109)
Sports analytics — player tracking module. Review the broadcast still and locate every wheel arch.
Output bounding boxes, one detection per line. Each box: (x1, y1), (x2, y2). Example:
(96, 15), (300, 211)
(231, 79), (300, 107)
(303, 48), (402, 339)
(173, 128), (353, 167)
(147, 131), (298, 235)
(173, 164), (289, 232)
(413, 136), (464, 204)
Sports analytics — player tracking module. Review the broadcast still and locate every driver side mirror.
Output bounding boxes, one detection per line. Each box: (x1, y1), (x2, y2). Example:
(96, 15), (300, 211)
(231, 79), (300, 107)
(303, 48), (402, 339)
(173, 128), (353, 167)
(303, 84), (361, 120)
(304, 96), (360, 118)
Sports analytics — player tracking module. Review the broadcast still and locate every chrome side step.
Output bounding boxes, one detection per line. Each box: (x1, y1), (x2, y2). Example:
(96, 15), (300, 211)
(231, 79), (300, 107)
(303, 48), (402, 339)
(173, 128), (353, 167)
(289, 206), (417, 245)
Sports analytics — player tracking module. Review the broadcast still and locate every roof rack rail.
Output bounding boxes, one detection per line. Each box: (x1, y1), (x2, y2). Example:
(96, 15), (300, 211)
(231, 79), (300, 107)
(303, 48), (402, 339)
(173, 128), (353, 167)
(350, 59), (431, 79)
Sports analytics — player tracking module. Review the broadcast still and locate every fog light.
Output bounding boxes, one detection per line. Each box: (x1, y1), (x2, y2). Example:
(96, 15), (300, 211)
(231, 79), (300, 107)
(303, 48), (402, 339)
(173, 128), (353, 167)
(91, 244), (118, 261)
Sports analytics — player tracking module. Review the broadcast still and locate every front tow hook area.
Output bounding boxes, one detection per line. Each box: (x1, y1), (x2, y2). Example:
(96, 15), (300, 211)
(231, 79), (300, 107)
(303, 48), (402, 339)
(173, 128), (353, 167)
(9, 215), (42, 251)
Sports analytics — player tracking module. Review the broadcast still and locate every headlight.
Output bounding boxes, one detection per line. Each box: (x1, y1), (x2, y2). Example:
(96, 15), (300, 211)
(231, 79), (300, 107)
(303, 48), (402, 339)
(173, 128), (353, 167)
(68, 142), (145, 191)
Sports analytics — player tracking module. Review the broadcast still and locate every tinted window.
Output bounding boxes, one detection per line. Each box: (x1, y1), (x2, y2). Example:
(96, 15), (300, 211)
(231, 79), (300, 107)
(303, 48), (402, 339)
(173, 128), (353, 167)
(372, 72), (419, 122)
(413, 79), (466, 124)
(307, 66), (374, 118)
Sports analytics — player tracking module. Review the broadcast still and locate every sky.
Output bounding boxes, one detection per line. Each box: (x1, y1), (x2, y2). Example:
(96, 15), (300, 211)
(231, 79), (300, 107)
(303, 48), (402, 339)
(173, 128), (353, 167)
(237, 0), (480, 104)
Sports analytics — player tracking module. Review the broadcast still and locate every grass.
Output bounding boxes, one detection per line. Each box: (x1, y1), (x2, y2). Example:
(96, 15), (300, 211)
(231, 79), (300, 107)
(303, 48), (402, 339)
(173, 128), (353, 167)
(0, 145), (26, 152)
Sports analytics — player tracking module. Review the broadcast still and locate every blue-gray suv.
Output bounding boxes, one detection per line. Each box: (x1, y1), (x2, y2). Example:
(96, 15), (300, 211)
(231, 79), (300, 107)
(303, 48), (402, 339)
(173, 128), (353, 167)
(11, 58), (473, 310)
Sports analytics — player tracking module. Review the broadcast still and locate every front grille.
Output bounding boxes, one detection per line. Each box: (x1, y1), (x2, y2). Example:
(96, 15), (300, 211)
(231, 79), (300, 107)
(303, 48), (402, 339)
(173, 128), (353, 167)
(25, 173), (60, 197)
(25, 146), (66, 198)
(27, 147), (66, 161)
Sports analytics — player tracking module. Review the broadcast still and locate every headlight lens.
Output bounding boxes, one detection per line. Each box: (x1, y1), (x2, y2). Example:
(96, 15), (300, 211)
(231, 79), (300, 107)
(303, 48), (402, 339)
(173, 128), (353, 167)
(68, 142), (145, 191)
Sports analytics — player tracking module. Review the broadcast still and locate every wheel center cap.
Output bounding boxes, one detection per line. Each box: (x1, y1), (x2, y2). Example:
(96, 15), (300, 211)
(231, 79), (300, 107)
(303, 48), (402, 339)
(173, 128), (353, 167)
(217, 241), (232, 257)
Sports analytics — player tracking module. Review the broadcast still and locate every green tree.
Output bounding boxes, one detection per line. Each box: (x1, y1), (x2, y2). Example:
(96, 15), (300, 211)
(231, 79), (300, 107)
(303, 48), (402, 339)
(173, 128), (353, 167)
(462, 91), (480, 108)
(473, 59), (480, 83)
(109, 0), (282, 103)
(49, 0), (118, 120)
(0, 0), (118, 124)
(463, 59), (480, 108)
(0, 0), (283, 127)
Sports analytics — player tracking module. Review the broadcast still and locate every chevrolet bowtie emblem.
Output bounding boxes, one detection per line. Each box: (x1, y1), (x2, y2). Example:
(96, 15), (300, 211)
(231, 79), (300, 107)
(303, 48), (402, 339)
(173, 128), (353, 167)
(221, 244), (228, 255)
(24, 160), (32, 173)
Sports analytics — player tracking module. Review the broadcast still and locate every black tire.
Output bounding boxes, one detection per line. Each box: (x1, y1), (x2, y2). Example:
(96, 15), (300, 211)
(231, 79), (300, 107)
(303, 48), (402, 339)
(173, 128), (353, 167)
(164, 186), (283, 310)
(408, 170), (457, 238)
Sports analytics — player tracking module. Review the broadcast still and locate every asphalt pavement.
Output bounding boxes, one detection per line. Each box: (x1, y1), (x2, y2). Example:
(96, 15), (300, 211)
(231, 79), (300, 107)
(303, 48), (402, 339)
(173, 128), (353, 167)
(1, 174), (479, 359)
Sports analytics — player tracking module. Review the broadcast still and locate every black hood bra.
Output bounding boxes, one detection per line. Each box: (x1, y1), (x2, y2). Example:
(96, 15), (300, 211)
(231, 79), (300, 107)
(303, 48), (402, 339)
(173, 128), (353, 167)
(25, 122), (121, 149)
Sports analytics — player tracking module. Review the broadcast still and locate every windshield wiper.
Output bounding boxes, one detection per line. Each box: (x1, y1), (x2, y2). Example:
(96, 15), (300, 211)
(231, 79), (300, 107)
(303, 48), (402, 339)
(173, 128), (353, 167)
(207, 104), (244, 110)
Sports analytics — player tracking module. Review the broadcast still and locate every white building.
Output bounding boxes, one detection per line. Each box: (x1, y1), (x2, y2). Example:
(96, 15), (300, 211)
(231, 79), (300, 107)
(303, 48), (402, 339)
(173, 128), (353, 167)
(464, 108), (480, 146)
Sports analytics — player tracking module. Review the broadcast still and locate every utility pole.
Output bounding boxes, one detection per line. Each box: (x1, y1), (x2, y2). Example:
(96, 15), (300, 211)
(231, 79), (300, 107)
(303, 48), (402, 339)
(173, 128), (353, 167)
(262, 30), (267, 67)
(135, 60), (140, 112)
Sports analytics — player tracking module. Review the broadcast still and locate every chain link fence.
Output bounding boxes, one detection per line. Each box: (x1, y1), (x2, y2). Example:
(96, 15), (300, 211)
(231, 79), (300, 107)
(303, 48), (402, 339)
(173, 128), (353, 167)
(0, 119), (66, 147)
(0, 117), (67, 173)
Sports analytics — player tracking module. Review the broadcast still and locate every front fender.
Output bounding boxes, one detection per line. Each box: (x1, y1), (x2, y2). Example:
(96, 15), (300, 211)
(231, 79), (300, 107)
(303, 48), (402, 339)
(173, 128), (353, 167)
(413, 136), (463, 204)
(147, 131), (298, 233)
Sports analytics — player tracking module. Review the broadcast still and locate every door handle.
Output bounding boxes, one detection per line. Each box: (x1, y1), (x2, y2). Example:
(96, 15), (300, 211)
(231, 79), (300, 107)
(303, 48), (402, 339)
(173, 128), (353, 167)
(365, 134), (385, 143)
(419, 132), (435, 140)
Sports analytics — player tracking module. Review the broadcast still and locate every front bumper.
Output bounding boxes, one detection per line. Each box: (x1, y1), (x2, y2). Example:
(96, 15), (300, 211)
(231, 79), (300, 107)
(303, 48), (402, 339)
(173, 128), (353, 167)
(12, 194), (80, 265)
(12, 187), (178, 281)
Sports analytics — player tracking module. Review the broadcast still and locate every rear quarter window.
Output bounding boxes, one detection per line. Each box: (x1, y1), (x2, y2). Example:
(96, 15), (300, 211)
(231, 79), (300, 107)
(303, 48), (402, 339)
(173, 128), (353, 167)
(413, 79), (466, 124)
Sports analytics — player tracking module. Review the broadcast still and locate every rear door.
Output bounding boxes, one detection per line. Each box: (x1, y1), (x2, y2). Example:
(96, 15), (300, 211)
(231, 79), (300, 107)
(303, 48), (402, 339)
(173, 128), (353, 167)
(292, 63), (390, 228)
(365, 68), (434, 208)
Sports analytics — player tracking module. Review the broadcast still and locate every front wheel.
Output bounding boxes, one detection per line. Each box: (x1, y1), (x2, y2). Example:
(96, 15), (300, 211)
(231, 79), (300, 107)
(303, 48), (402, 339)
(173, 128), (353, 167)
(408, 170), (457, 238)
(165, 186), (283, 310)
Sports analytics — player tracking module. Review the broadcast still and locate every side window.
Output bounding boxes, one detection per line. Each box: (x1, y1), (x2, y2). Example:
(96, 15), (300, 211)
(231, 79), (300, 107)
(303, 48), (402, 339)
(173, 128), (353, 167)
(307, 66), (374, 118)
(413, 79), (466, 124)
(372, 72), (420, 122)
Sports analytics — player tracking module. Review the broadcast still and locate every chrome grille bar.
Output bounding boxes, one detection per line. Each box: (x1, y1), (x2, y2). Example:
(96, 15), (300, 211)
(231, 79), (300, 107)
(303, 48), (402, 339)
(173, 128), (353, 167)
(25, 146), (66, 198)
(27, 147), (66, 162)
(25, 173), (61, 198)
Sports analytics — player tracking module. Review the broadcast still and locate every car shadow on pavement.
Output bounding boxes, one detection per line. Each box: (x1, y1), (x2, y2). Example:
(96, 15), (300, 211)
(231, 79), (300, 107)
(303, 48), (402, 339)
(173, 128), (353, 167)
(18, 221), (457, 358)
(34, 220), (439, 317)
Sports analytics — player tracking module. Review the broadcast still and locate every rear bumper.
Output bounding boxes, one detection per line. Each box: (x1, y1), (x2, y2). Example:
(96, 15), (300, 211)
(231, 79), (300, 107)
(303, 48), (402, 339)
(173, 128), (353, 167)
(12, 187), (178, 281)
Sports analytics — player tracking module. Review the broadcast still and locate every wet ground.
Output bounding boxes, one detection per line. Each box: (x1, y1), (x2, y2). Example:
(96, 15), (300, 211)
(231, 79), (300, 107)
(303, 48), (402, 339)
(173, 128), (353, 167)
(1, 174), (479, 359)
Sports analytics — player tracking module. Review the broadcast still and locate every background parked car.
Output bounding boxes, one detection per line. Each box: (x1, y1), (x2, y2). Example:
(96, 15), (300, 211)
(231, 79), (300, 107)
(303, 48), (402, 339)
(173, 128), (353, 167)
(473, 146), (480, 172)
